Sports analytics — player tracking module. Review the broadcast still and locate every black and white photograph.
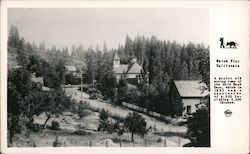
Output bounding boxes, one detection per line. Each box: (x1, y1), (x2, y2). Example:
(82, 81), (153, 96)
(7, 8), (210, 148)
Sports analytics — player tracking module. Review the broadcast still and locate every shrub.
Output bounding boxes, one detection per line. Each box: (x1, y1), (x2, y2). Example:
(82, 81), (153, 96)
(98, 109), (112, 132)
(74, 130), (87, 135)
(27, 122), (42, 132)
(50, 120), (60, 130)
(75, 101), (91, 118)
(113, 120), (125, 137)
(176, 121), (186, 126)
(164, 118), (171, 124)
(78, 102), (86, 118)
(73, 124), (87, 135)
(89, 93), (97, 100)
(53, 136), (62, 147)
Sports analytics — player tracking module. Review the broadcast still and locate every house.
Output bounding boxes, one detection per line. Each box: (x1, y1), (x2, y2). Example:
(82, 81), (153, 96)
(65, 65), (78, 75)
(65, 65), (85, 78)
(31, 73), (50, 92)
(113, 53), (143, 82)
(169, 80), (209, 116)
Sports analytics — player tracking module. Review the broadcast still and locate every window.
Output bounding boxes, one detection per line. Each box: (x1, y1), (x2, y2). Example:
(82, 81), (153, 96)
(187, 105), (191, 114)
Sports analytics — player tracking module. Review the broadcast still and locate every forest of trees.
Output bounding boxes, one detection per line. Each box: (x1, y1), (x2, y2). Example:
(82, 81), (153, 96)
(8, 24), (210, 116)
(7, 25), (210, 146)
(7, 25), (72, 145)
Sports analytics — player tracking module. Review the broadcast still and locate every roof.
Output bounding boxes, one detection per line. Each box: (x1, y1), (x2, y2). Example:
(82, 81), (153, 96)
(114, 53), (120, 60)
(126, 62), (143, 74)
(42, 86), (50, 91)
(173, 80), (209, 98)
(113, 64), (129, 74)
(31, 77), (44, 85)
(65, 65), (77, 72)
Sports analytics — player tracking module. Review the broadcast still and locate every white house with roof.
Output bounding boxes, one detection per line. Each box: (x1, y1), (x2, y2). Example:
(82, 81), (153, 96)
(169, 80), (209, 116)
(113, 53), (143, 81)
(65, 65), (82, 78)
(65, 65), (77, 73)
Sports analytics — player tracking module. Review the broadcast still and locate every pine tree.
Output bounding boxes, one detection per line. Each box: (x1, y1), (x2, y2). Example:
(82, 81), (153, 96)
(181, 61), (189, 80)
(8, 25), (20, 48)
(117, 77), (128, 105)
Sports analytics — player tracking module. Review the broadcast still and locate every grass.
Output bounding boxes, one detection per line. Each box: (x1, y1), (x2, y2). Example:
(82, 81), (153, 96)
(12, 128), (189, 147)
(11, 88), (190, 147)
(13, 108), (189, 147)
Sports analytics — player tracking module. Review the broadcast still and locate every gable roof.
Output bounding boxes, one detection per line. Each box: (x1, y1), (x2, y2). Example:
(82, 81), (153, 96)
(113, 64), (129, 74)
(173, 80), (209, 98)
(42, 86), (50, 92)
(31, 77), (44, 85)
(126, 62), (143, 74)
(114, 53), (120, 60)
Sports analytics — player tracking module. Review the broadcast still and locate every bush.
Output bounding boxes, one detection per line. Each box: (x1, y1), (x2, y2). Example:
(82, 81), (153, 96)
(176, 121), (186, 126)
(74, 130), (87, 135)
(164, 118), (171, 124)
(73, 124), (87, 135)
(27, 122), (42, 132)
(77, 101), (87, 118)
(98, 109), (113, 132)
(89, 93), (97, 100)
(53, 136), (62, 147)
(50, 120), (60, 130)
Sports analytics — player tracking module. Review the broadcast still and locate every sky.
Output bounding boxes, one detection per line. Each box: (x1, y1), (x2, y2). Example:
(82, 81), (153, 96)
(8, 8), (209, 51)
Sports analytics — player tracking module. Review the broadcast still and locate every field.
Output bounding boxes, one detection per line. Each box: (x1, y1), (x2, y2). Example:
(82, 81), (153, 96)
(11, 87), (190, 147)
(65, 88), (188, 133)
(13, 128), (189, 147)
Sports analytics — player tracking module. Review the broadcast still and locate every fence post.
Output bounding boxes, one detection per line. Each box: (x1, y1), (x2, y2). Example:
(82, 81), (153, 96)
(133, 141), (135, 147)
(33, 141), (36, 147)
(120, 139), (122, 147)
(164, 138), (166, 147)
(144, 139), (146, 147)
(63, 141), (66, 147)
(178, 138), (181, 147)
(154, 124), (156, 132)
(90, 140), (92, 147)
(106, 140), (108, 147)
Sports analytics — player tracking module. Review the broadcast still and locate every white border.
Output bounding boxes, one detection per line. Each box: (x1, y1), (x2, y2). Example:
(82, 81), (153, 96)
(1, 1), (249, 154)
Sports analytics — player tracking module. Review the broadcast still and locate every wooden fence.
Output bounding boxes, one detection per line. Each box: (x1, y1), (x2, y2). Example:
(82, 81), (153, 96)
(56, 138), (182, 147)
(122, 102), (172, 122)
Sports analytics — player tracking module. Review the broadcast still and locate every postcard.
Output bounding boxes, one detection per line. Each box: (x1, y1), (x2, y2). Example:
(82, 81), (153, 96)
(1, 1), (249, 154)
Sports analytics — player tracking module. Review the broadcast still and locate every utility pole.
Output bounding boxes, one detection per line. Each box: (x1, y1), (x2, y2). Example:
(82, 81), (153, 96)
(92, 70), (95, 88)
(63, 72), (65, 92)
(80, 71), (83, 102)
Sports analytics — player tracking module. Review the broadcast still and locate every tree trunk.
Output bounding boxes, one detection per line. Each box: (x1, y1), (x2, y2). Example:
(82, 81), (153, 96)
(131, 132), (134, 142)
(43, 115), (51, 128)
